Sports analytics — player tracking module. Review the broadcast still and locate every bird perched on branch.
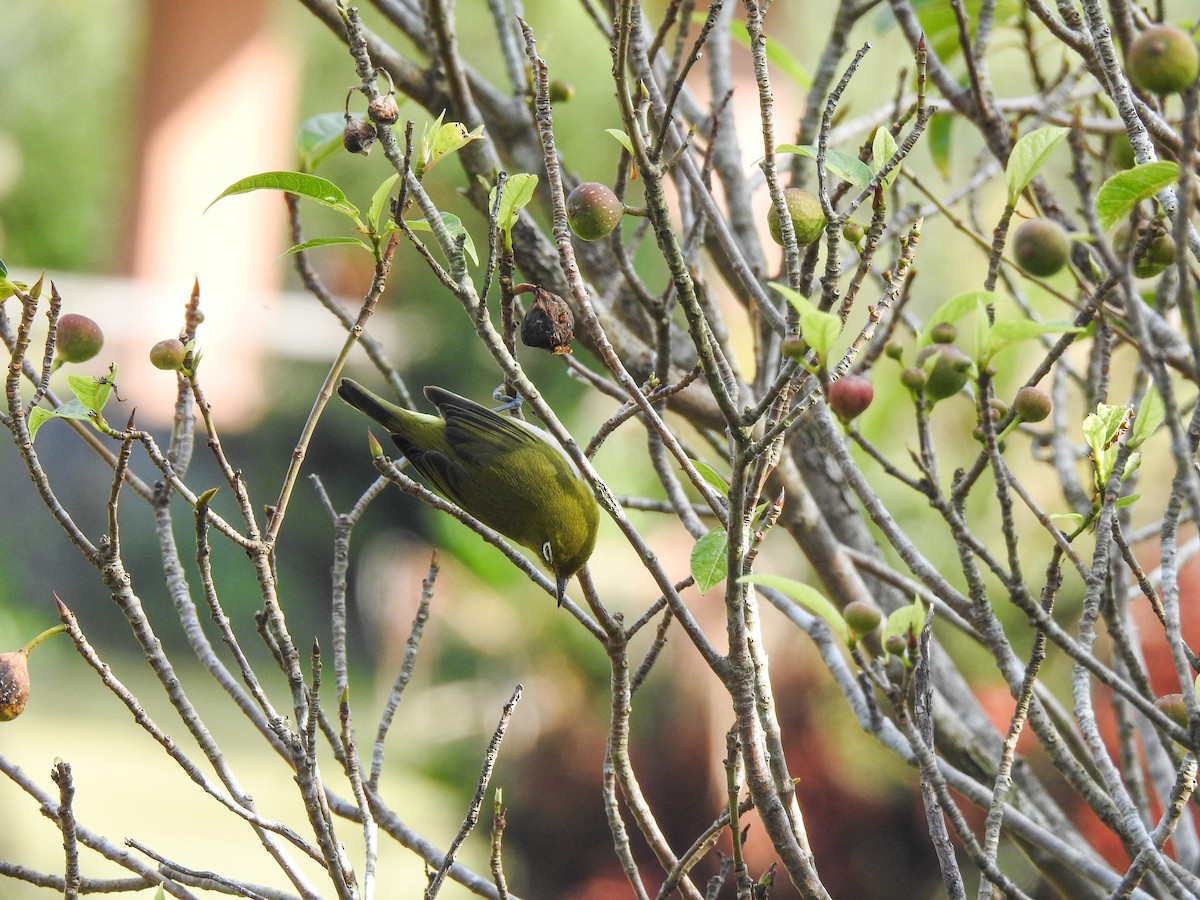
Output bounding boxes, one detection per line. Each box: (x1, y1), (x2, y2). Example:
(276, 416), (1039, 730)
(337, 379), (599, 604)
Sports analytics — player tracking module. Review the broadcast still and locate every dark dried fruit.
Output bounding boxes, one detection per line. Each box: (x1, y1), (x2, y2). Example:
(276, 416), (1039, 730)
(1013, 386), (1052, 423)
(0, 624), (64, 722)
(0, 651), (30, 722)
(520, 286), (575, 355)
(828, 374), (874, 423)
(55, 313), (104, 364)
(343, 116), (377, 155)
(368, 94), (400, 126)
(150, 338), (188, 371)
(566, 182), (623, 241)
(1012, 219), (1071, 278)
(767, 188), (825, 247)
(1127, 25), (1200, 96)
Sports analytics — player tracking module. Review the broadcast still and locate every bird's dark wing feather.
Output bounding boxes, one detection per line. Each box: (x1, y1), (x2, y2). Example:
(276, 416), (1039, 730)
(424, 387), (539, 465)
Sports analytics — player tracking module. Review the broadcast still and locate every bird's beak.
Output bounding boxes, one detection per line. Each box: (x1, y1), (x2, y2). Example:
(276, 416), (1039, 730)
(556, 573), (568, 607)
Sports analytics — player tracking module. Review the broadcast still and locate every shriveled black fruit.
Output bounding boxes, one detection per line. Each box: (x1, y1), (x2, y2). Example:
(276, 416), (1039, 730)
(343, 116), (377, 155)
(520, 287), (575, 355)
(566, 182), (623, 241)
(828, 374), (874, 423)
(1127, 24), (1200, 96)
(1012, 219), (1071, 277)
(55, 313), (104, 364)
(767, 188), (825, 247)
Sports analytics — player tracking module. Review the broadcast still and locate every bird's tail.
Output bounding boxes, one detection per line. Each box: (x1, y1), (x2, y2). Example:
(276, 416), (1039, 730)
(336, 378), (409, 432)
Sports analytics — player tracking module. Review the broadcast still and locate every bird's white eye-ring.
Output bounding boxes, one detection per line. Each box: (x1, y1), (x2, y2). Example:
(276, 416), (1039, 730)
(541, 541), (554, 564)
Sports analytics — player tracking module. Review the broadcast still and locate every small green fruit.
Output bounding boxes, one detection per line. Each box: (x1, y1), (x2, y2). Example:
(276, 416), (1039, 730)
(843, 601), (882, 640)
(767, 188), (826, 247)
(548, 80), (575, 103)
(929, 322), (958, 344)
(1013, 386), (1052, 423)
(899, 366), (927, 392)
(1127, 25), (1200, 96)
(781, 337), (807, 361)
(916, 344), (972, 402)
(1109, 137), (1137, 171)
(55, 314), (104, 364)
(884, 340), (905, 361)
(828, 374), (874, 423)
(884, 634), (908, 657)
(150, 339), (188, 371)
(1135, 234), (1176, 278)
(1012, 219), (1071, 277)
(1155, 693), (1188, 728)
(566, 182), (623, 241)
(842, 221), (865, 244)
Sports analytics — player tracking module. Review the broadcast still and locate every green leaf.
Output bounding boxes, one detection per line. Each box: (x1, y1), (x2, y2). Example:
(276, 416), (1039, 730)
(68, 372), (112, 414)
(277, 236), (373, 260)
(369, 173), (401, 232)
(489, 172), (539, 236)
(1049, 512), (1085, 528)
(872, 127), (900, 189)
(801, 309), (841, 364)
(982, 319), (1084, 363)
(1083, 403), (1130, 488)
(1129, 383), (1164, 449)
(0, 257), (7, 277)
(882, 595), (927, 647)
(207, 171), (361, 222)
(920, 291), (996, 346)
(1005, 126), (1068, 204)
(771, 281), (815, 317)
(606, 128), (634, 155)
(927, 113), (953, 179)
(691, 528), (728, 593)
(419, 114), (484, 174)
(406, 212), (479, 266)
(296, 112), (346, 172)
(774, 144), (875, 189)
(1116, 493), (1140, 508)
(739, 573), (848, 641)
(690, 459), (730, 494)
(1095, 162), (1180, 231)
(26, 406), (56, 440)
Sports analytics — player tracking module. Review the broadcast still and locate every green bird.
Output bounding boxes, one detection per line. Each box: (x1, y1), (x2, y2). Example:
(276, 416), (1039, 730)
(337, 379), (599, 603)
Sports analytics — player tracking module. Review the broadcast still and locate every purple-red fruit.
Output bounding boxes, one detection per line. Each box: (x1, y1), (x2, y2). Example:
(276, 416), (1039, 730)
(150, 339), (188, 371)
(566, 182), (623, 241)
(828, 374), (874, 422)
(55, 314), (104, 364)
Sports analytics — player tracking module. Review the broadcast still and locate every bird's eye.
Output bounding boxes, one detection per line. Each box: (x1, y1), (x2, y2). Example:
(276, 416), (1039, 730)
(541, 541), (553, 564)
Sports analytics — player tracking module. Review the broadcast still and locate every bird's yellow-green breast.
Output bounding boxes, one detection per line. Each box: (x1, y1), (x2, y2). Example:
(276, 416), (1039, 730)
(337, 379), (599, 602)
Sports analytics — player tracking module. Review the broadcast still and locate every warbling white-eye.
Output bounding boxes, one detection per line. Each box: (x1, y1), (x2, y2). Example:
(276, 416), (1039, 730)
(337, 379), (599, 603)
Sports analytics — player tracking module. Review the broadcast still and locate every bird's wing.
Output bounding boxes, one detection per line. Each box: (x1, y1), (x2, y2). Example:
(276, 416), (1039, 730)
(425, 387), (540, 465)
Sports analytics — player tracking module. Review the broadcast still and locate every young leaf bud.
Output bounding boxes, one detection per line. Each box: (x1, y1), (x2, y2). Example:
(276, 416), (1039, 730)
(343, 116), (377, 155)
(55, 313), (104, 364)
(767, 188), (826, 247)
(566, 182), (623, 241)
(520, 286), (575, 355)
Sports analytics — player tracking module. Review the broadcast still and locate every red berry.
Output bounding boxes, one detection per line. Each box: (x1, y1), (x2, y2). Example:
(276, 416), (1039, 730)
(828, 374), (874, 422)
